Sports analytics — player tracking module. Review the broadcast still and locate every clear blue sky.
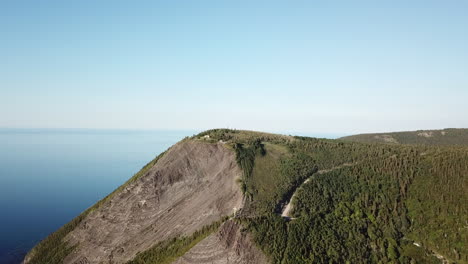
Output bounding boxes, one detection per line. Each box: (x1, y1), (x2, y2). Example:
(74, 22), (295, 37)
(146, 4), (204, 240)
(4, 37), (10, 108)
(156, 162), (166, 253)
(1, 1), (468, 134)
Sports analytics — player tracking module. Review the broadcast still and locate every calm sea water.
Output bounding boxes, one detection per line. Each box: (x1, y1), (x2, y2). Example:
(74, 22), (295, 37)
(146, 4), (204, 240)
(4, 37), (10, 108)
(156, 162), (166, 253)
(0, 129), (193, 264)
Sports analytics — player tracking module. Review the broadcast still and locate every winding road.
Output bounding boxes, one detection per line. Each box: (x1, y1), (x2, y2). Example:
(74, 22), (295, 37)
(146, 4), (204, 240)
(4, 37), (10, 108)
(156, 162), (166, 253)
(281, 162), (356, 219)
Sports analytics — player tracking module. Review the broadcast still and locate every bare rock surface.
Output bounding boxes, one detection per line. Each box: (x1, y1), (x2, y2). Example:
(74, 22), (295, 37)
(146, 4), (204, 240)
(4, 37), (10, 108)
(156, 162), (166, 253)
(374, 134), (398, 143)
(63, 140), (243, 264)
(173, 220), (268, 264)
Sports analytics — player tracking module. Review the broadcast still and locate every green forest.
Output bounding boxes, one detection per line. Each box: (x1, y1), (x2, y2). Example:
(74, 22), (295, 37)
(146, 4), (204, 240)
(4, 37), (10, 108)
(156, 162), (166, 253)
(202, 129), (468, 264)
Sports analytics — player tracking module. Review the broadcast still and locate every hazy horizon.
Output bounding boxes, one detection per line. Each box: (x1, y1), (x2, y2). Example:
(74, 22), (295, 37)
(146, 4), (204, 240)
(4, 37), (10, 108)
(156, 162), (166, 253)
(2, 1), (468, 134)
(2, 127), (468, 141)
(0, 127), (347, 139)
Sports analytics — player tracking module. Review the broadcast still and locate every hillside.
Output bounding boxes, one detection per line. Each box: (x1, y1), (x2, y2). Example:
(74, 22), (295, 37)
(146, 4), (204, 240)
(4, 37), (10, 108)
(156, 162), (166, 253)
(25, 129), (468, 264)
(340, 128), (468, 146)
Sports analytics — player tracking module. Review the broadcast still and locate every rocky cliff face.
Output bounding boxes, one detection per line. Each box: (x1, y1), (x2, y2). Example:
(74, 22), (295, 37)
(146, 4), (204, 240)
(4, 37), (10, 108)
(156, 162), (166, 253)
(25, 140), (266, 264)
(174, 220), (268, 264)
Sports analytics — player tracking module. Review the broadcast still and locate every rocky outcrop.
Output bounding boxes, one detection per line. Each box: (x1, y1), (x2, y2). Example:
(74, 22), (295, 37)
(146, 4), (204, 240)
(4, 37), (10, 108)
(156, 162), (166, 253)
(173, 220), (268, 264)
(58, 140), (243, 264)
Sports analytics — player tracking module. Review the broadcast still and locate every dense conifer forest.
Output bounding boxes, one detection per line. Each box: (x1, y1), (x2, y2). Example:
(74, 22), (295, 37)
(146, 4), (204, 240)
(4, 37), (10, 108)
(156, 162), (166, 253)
(201, 129), (468, 264)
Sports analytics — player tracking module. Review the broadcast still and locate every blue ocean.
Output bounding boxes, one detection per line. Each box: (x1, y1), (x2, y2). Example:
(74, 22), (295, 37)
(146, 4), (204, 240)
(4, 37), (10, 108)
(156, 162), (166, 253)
(0, 129), (193, 264)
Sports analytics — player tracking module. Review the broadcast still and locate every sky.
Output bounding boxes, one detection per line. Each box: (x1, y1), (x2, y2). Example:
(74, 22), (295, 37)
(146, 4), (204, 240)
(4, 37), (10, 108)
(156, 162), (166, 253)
(1, 0), (468, 135)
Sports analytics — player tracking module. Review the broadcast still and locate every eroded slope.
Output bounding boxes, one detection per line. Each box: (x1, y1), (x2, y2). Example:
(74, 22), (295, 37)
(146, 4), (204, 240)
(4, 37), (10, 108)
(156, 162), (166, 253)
(173, 220), (268, 264)
(27, 140), (244, 264)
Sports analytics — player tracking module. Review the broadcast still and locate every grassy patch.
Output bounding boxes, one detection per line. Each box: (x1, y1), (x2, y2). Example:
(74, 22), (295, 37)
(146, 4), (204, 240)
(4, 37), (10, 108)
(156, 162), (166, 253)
(233, 139), (266, 199)
(246, 143), (289, 212)
(401, 243), (440, 264)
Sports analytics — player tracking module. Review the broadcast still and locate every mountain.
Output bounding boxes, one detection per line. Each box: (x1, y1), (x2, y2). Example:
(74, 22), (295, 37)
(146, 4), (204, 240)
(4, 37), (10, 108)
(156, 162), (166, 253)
(24, 129), (468, 264)
(340, 128), (468, 146)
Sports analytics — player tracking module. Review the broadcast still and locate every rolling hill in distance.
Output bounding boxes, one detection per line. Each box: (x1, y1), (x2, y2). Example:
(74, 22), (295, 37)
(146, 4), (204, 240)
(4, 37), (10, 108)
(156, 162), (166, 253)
(24, 129), (468, 264)
(341, 128), (468, 146)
